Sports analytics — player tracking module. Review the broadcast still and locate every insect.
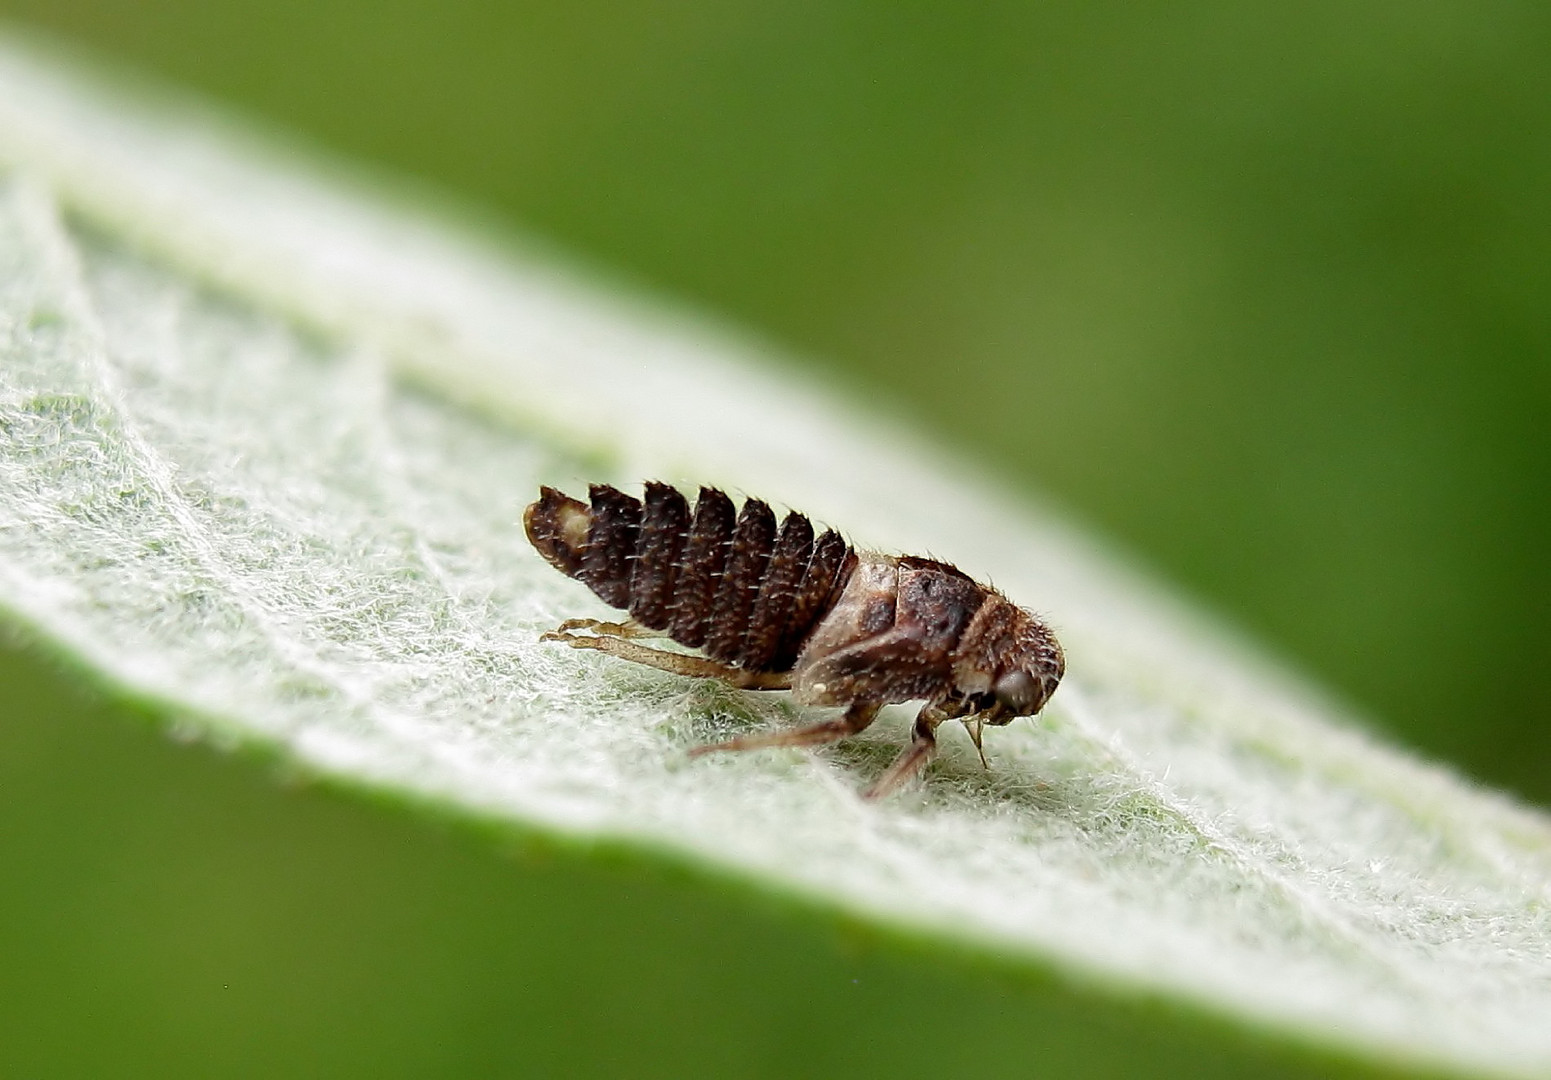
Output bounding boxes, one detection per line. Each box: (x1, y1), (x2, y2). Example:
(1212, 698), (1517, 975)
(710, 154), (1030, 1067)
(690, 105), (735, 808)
(526, 482), (1064, 798)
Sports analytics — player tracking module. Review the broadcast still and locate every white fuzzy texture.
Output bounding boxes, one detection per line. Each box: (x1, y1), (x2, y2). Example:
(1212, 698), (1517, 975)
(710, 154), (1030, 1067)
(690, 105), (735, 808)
(2, 36), (1549, 1080)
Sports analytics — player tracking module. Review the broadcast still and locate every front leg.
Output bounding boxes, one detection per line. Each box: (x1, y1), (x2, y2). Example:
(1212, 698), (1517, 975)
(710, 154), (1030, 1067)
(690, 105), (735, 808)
(863, 704), (951, 799)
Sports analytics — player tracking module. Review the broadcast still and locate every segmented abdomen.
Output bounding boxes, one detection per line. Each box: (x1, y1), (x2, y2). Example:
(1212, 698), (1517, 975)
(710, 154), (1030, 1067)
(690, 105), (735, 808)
(525, 483), (854, 672)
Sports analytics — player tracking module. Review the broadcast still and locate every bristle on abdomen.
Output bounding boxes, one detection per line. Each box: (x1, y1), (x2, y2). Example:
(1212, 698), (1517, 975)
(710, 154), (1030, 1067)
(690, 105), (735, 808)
(524, 483), (854, 673)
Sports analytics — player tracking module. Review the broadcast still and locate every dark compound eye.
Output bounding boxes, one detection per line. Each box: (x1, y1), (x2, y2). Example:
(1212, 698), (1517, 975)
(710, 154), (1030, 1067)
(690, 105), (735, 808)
(993, 670), (1043, 714)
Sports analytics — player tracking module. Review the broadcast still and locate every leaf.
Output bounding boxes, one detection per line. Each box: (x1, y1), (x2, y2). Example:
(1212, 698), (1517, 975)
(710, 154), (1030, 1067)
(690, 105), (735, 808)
(2, 33), (1549, 1080)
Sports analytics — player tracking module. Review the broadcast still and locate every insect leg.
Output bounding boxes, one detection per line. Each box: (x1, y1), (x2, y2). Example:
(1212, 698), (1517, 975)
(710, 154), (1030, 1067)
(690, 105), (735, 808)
(543, 624), (792, 690)
(547, 617), (668, 639)
(688, 700), (881, 758)
(863, 705), (949, 799)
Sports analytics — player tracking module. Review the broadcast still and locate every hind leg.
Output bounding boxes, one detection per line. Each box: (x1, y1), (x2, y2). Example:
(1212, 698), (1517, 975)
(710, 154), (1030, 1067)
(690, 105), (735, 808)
(549, 616), (666, 639)
(542, 622), (792, 690)
(689, 701), (881, 757)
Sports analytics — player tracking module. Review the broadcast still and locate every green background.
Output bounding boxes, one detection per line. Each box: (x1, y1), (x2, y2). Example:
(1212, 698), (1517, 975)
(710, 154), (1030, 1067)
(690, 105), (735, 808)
(0, 2), (1545, 1075)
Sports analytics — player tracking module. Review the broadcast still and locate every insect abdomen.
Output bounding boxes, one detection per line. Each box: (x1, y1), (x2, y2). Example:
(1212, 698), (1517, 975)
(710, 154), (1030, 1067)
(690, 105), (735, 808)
(525, 483), (854, 672)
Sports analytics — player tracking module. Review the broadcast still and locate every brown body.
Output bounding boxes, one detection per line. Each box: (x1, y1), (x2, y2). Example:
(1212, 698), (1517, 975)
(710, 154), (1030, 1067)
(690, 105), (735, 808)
(526, 483), (1064, 797)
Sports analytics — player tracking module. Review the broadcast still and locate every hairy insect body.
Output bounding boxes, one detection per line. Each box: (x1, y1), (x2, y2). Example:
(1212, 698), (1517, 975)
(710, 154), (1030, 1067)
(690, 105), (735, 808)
(527, 482), (854, 672)
(794, 553), (978, 705)
(526, 483), (1064, 797)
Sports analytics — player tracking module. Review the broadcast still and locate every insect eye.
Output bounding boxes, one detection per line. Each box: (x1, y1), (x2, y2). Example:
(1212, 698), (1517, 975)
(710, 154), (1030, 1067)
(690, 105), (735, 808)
(993, 671), (1042, 714)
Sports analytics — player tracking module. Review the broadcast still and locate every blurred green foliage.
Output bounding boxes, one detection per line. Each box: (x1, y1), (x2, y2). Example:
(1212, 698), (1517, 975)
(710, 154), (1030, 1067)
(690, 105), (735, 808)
(3, 0), (1545, 800)
(0, 3), (1546, 1074)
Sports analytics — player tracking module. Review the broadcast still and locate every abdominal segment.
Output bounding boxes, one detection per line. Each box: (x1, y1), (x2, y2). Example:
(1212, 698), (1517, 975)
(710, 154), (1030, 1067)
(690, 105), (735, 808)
(525, 483), (854, 672)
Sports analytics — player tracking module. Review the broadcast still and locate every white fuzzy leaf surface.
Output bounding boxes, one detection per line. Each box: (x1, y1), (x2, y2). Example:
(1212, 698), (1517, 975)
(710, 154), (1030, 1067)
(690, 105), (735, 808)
(2, 35), (1549, 1080)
